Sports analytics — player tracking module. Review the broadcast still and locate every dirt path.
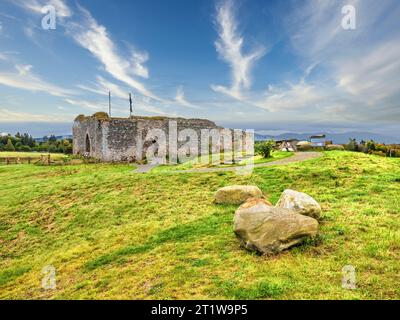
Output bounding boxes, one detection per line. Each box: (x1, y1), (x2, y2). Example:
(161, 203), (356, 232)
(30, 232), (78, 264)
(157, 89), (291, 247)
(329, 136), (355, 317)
(133, 152), (322, 173)
(134, 163), (160, 173)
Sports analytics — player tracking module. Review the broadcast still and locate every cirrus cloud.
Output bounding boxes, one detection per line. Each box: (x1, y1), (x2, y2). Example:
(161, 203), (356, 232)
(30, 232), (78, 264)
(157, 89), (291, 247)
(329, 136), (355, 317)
(0, 64), (75, 97)
(67, 5), (161, 101)
(211, 0), (266, 100)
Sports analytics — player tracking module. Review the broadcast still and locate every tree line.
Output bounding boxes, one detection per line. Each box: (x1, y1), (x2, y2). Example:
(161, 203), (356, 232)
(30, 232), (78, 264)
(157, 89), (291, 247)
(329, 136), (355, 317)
(346, 138), (400, 157)
(0, 133), (73, 154)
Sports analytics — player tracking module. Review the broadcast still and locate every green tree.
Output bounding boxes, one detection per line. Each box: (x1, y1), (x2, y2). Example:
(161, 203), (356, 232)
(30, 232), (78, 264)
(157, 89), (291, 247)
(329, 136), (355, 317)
(5, 138), (15, 151)
(347, 138), (358, 151)
(256, 140), (275, 158)
(49, 135), (57, 143)
(20, 145), (31, 152)
(366, 140), (376, 153)
(15, 142), (22, 151)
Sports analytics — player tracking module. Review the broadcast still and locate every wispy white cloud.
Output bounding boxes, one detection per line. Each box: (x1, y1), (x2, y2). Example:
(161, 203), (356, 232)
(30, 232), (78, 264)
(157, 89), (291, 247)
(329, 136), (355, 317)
(286, 0), (346, 59)
(211, 0), (400, 128)
(11, 0), (72, 18)
(77, 76), (129, 100)
(15, 64), (33, 75)
(65, 98), (103, 110)
(0, 64), (74, 97)
(282, 0), (400, 122)
(112, 98), (177, 117)
(336, 41), (400, 105)
(174, 86), (200, 109)
(6, 0), (183, 116)
(0, 108), (71, 122)
(130, 50), (149, 79)
(212, 0), (266, 100)
(257, 80), (325, 112)
(135, 104), (170, 116)
(0, 12), (18, 21)
(23, 25), (35, 39)
(67, 5), (160, 101)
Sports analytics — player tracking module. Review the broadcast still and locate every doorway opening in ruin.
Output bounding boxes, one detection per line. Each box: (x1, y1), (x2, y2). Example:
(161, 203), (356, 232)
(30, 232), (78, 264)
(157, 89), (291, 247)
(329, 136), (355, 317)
(85, 134), (91, 153)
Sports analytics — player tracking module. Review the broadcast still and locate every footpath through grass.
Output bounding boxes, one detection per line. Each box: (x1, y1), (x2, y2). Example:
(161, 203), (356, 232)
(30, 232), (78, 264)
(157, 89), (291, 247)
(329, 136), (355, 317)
(151, 150), (293, 173)
(0, 151), (399, 299)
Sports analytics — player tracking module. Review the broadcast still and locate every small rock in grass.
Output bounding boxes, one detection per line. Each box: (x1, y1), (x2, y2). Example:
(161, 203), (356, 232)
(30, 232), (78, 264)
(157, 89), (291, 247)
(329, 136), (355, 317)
(214, 185), (263, 205)
(276, 189), (322, 219)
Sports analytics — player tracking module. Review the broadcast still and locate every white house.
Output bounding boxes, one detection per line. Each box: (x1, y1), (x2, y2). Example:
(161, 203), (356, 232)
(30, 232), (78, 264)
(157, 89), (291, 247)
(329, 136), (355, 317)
(310, 135), (326, 147)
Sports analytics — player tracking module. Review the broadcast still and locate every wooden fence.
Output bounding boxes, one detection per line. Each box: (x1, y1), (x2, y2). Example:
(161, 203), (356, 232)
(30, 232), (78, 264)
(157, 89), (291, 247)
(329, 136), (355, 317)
(0, 154), (52, 165)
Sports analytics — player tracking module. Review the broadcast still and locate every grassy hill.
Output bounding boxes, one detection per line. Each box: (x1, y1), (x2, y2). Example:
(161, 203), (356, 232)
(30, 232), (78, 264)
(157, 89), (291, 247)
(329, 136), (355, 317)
(0, 151), (399, 299)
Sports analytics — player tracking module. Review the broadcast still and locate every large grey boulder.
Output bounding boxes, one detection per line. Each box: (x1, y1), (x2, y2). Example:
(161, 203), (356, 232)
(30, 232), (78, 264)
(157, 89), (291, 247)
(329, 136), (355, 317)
(214, 185), (263, 205)
(276, 189), (322, 219)
(234, 205), (319, 254)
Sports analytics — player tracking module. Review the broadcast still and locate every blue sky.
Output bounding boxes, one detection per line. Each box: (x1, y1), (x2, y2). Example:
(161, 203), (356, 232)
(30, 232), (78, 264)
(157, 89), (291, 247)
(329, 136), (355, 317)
(0, 0), (399, 137)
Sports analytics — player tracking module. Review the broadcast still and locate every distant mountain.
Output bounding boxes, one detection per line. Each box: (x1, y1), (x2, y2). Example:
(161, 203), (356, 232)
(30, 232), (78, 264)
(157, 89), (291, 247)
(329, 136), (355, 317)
(255, 132), (399, 144)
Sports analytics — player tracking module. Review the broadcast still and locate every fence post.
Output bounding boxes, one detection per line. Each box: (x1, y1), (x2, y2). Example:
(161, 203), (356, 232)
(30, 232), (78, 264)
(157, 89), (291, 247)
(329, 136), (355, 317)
(6, 157), (9, 165)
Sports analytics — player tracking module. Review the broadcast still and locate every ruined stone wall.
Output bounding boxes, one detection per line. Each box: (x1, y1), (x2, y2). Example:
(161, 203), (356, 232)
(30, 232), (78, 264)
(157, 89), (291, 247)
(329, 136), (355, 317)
(103, 119), (138, 162)
(135, 117), (223, 161)
(73, 113), (248, 163)
(72, 115), (105, 159)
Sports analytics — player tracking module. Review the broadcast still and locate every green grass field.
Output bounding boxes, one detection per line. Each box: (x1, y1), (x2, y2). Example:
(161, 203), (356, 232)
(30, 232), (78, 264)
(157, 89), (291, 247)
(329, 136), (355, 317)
(0, 151), (399, 299)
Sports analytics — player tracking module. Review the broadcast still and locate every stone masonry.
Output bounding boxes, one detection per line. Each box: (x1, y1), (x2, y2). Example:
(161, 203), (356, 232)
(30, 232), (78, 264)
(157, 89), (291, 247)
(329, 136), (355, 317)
(73, 113), (250, 163)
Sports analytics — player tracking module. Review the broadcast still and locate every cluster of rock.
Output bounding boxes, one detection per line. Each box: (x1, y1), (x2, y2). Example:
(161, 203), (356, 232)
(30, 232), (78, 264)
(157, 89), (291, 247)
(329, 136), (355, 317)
(214, 186), (321, 255)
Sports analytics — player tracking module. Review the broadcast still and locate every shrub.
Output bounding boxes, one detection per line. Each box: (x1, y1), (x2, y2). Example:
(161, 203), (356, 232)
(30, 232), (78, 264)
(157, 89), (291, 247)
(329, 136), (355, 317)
(297, 144), (312, 151)
(19, 145), (31, 152)
(255, 140), (275, 158)
(74, 114), (86, 122)
(370, 150), (386, 157)
(5, 139), (15, 152)
(325, 144), (345, 151)
(93, 112), (110, 121)
(346, 138), (358, 151)
(63, 144), (73, 154)
(366, 140), (376, 152)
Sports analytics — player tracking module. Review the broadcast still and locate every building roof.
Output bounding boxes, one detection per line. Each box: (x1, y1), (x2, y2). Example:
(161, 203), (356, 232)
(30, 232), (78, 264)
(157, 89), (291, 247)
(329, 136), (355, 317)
(297, 140), (311, 146)
(275, 139), (300, 143)
(310, 134), (326, 139)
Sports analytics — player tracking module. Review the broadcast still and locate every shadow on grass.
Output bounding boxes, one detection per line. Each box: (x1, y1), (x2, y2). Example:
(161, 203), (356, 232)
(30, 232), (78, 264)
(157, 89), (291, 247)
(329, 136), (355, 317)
(84, 213), (232, 271)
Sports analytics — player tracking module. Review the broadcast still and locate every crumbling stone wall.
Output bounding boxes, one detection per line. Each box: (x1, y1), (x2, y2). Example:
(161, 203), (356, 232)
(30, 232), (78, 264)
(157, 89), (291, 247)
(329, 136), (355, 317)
(73, 113), (248, 163)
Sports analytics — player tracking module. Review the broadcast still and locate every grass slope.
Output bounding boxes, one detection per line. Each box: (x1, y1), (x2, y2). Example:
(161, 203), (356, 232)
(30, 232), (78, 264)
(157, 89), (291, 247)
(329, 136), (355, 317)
(0, 151), (399, 299)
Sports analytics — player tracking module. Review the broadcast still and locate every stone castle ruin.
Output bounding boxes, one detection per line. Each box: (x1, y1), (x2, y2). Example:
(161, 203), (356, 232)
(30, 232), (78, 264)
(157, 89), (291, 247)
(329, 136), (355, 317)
(73, 112), (253, 163)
